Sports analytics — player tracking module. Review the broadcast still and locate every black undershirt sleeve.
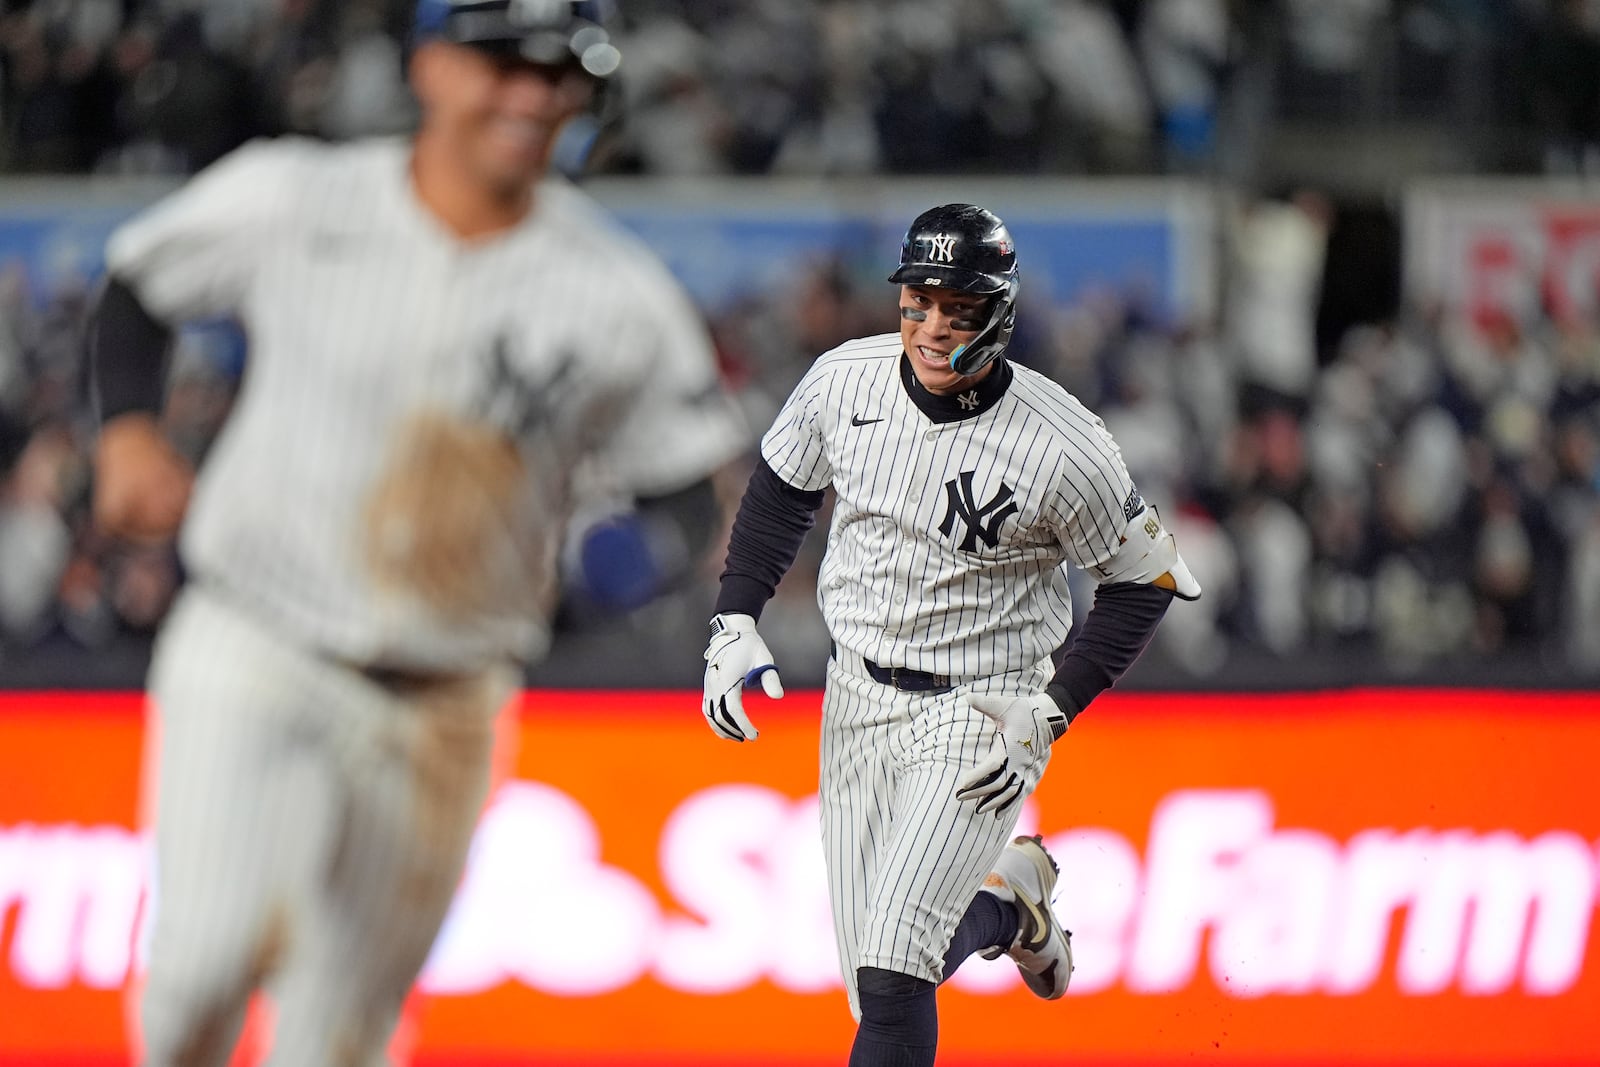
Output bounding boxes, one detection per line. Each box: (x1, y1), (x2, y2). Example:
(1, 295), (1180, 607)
(635, 475), (720, 565)
(90, 277), (174, 423)
(1045, 581), (1173, 724)
(714, 458), (826, 620)
(0, 407), (27, 475)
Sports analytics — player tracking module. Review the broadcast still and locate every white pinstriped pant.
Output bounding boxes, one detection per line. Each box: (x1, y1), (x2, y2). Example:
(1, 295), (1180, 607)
(820, 649), (1052, 1020)
(138, 588), (515, 1067)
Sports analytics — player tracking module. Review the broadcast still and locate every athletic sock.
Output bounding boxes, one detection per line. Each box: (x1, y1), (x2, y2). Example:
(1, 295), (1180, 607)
(940, 891), (1020, 982)
(848, 967), (937, 1067)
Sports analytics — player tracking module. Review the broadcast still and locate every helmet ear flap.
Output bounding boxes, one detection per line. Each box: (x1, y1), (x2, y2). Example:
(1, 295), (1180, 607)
(949, 274), (1019, 377)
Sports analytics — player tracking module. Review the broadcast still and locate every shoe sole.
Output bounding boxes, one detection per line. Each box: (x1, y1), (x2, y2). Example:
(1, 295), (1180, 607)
(1010, 835), (1073, 1000)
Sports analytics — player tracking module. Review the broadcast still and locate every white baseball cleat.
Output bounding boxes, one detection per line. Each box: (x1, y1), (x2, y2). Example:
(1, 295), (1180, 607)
(979, 834), (1074, 999)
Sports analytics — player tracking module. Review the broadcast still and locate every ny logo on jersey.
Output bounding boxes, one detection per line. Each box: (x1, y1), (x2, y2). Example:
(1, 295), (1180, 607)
(476, 332), (575, 439)
(938, 470), (1020, 551)
(923, 233), (958, 263)
(957, 389), (980, 410)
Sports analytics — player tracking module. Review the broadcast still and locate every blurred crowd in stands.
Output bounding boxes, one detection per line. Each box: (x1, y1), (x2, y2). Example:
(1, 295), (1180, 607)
(0, 0), (1596, 685)
(2, 0), (1598, 178)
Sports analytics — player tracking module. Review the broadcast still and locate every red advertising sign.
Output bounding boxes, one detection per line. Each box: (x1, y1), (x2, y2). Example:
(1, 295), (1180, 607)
(1, 690), (1598, 1066)
(1405, 181), (1600, 331)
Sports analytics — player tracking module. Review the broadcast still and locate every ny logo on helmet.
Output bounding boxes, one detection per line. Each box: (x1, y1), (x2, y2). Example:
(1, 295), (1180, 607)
(923, 233), (958, 263)
(938, 470), (1019, 552)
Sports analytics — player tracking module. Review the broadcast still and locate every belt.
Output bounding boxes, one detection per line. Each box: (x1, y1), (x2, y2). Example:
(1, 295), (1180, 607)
(832, 642), (957, 694)
(339, 657), (491, 694)
(355, 663), (472, 691)
(864, 658), (954, 694)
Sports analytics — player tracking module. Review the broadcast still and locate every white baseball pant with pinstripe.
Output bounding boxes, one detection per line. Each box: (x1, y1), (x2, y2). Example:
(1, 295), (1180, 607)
(821, 648), (1053, 1019)
(139, 587), (516, 1067)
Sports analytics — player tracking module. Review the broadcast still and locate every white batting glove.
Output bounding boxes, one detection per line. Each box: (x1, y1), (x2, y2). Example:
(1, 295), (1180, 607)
(702, 613), (784, 742)
(955, 692), (1069, 815)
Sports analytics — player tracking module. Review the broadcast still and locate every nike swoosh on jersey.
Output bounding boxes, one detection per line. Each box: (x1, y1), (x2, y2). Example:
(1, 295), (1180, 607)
(851, 414), (884, 426)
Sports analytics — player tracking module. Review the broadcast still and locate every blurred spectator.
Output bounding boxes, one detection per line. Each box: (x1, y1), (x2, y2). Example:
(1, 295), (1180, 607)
(1100, 332), (1187, 506)
(1284, 0), (1389, 73)
(610, 17), (728, 174)
(0, 0), (1588, 181)
(1138, 0), (1233, 168)
(1535, 0), (1600, 175)
(1157, 506), (1238, 674)
(767, 5), (880, 174)
(1226, 190), (1330, 412)
(0, 423), (73, 641)
(1026, 0), (1153, 172)
(1570, 509), (1600, 671)
(1234, 496), (1313, 654)
(317, 1), (413, 140)
(116, 12), (264, 172)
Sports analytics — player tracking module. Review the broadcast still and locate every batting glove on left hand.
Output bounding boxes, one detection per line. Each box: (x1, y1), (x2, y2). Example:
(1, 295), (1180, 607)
(955, 692), (1069, 815)
(702, 613), (784, 742)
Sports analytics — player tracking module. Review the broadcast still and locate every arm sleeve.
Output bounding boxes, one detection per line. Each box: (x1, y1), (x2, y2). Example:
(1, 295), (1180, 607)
(1048, 411), (1140, 572)
(758, 357), (834, 492)
(1047, 407), (1200, 596)
(636, 475), (721, 562)
(1041, 407), (1198, 722)
(563, 475), (723, 613)
(0, 407), (26, 475)
(89, 277), (175, 422)
(1045, 581), (1173, 723)
(714, 458), (826, 620)
(591, 263), (747, 496)
(105, 137), (301, 321)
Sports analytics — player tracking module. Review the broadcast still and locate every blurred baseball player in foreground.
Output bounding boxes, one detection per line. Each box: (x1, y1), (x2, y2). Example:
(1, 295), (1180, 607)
(89, 2), (743, 1063)
(702, 204), (1199, 1066)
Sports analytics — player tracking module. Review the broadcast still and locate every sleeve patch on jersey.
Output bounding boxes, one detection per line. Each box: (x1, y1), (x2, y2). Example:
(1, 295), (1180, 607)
(1122, 487), (1146, 523)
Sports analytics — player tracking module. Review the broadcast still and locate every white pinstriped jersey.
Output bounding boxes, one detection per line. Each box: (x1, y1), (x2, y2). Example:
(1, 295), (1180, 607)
(761, 333), (1139, 680)
(106, 136), (745, 671)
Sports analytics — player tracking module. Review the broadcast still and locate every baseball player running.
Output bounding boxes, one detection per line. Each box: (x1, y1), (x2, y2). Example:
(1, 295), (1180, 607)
(89, 3), (744, 1064)
(701, 204), (1199, 1066)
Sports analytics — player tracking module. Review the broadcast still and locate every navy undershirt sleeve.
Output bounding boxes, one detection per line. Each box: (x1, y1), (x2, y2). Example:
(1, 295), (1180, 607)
(1045, 581), (1173, 723)
(90, 277), (174, 422)
(714, 458), (825, 620)
(636, 475), (720, 564)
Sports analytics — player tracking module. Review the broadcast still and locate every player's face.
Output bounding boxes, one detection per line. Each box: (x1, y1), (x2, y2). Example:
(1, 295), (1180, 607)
(413, 41), (594, 194)
(899, 286), (992, 395)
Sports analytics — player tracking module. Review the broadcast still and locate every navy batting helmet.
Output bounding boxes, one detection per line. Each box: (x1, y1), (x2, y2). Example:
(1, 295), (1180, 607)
(412, 0), (622, 79)
(888, 204), (1020, 377)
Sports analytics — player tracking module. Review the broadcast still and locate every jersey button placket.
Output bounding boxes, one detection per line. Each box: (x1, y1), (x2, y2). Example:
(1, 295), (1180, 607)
(883, 424), (927, 638)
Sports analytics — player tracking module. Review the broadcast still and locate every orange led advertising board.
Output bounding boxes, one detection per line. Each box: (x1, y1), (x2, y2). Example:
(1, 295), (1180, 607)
(1, 689), (1598, 1066)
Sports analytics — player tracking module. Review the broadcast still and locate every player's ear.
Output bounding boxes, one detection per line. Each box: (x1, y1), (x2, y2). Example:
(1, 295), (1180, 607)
(407, 40), (450, 108)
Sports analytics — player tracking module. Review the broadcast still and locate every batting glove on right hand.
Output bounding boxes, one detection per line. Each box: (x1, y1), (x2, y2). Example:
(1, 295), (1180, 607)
(702, 613), (783, 742)
(955, 692), (1069, 815)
